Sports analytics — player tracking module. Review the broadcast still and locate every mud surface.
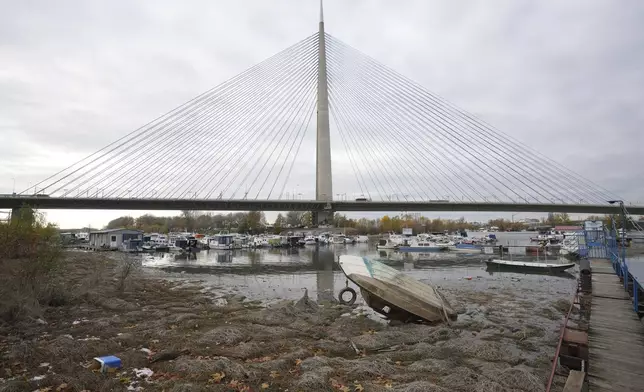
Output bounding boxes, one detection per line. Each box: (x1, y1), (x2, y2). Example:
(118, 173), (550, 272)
(0, 252), (575, 391)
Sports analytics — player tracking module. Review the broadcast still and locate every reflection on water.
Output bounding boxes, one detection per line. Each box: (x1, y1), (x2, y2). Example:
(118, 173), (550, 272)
(141, 241), (578, 304)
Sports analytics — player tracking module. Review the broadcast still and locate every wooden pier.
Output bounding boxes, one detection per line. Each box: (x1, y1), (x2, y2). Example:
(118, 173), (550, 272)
(587, 258), (644, 391)
(547, 257), (644, 391)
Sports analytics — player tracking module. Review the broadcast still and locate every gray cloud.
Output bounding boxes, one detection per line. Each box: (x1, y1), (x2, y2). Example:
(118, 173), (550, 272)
(1, 0), (643, 227)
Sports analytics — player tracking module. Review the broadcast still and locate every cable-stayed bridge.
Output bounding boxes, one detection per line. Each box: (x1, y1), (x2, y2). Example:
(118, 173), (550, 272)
(3, 6), (641, 219)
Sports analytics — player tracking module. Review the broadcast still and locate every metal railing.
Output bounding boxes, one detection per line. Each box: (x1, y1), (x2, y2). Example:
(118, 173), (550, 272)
(545, 287), (580, 392)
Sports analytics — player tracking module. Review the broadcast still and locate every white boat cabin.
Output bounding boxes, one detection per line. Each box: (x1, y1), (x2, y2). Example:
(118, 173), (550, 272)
(209, 234), (235, 250)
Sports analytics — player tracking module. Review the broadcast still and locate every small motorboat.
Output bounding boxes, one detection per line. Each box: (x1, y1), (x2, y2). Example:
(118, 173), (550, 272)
(304, 236), (317, 245)
(397, 239), (441, 252)
(485, 258), (575, 273)
(331, 235), (347, 245)
(337, 255), (457, 324)
(344, 236), (357, 245)
(451, 243), (481, 253)
(377, 238), (398, 249)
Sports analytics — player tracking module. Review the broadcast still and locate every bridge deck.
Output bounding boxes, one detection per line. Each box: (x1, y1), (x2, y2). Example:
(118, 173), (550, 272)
(588, 259), (644, 391)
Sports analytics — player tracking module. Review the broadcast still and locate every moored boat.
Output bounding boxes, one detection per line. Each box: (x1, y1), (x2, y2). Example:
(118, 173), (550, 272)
(331, 235), (347, 245)
(449, 243), (482, 253)
(377, 238), (398, 249)
(397, 239), (441, 252)
(208, 233), (235, 250)
(485, 258), (575, 273)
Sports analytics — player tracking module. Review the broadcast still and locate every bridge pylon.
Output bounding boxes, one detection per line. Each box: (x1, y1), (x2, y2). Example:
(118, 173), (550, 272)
(315, 0), (333, 225)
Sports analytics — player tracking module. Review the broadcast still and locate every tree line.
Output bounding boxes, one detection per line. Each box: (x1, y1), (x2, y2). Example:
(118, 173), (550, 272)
(104, 210), (625, 235)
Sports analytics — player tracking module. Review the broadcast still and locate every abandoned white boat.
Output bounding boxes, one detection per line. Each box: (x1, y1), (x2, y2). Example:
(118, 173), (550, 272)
(485, 258), (575, 273)
(337, 255), (457, 324)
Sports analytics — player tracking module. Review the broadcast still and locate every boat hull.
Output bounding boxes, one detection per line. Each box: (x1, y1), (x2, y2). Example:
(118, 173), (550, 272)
(397, 246), (441, 252)
(338, 255), (457, 324)
(485, 259), (575, 273)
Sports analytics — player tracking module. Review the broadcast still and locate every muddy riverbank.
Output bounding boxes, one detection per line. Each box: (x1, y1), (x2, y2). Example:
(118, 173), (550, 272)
(1, 252), (572, 391)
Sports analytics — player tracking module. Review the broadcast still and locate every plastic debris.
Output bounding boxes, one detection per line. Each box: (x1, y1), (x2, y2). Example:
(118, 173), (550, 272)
(91, 356), (122, 373)
(134, 368), (154, 378)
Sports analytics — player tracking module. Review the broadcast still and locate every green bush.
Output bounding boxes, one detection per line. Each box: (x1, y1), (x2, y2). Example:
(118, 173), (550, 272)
(0, 207), (65, 321)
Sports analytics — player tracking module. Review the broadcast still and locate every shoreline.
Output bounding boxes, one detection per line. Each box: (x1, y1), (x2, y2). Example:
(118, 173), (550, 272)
(1, 251), (571, 391)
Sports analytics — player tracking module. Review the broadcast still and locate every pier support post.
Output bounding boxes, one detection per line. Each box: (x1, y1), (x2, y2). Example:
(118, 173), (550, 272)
(634, 283), (639, 313)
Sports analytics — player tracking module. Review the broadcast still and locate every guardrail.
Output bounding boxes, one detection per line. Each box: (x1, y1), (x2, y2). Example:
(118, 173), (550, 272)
(545, 287), (580, 392)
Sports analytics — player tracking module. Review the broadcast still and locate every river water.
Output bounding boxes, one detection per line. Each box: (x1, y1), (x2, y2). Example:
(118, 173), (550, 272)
(140, 231), (577, 305)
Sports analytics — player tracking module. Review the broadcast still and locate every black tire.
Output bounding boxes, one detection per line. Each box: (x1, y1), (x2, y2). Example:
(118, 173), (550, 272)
(338, 287), (357, 305)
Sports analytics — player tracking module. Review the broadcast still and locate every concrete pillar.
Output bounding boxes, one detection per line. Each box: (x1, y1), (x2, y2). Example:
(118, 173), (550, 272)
(313, 248), (336, 302)
(10, 206), (34, 225)
(10, 207), (20, 223)
(315, 1), (333, 225)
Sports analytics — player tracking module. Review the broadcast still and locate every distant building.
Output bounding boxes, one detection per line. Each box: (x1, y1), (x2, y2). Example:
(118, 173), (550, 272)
(554, 225), (583, 232)
(89, 228), (143, 250)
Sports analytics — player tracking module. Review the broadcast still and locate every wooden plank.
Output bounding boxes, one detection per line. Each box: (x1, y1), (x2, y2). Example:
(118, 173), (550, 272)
(564, 329), (588, 346)
(588, 260), (644, 392)
(563, 370), (585, 392)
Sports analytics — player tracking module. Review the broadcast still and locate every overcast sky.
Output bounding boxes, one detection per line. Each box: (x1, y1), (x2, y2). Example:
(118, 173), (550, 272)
(1, 0), (643, 228)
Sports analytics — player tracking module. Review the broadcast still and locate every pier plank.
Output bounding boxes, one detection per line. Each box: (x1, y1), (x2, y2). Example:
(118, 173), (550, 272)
(588, 259), (644, 391)
(563, 370), (585, 392)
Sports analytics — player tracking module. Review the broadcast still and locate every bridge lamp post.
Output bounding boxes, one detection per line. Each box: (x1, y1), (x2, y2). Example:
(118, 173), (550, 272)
(608, 200), (627, 275)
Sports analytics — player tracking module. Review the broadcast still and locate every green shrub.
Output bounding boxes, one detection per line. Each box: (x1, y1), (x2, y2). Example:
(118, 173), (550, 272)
(0, 207), (65, 321)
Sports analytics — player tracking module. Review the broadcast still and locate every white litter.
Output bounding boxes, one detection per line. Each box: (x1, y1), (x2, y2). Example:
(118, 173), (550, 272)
(134, 368), (154, 378)
(39, 363), (50, 368)
(139, 348), (152, 355)
(31, 375), (46, 381)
